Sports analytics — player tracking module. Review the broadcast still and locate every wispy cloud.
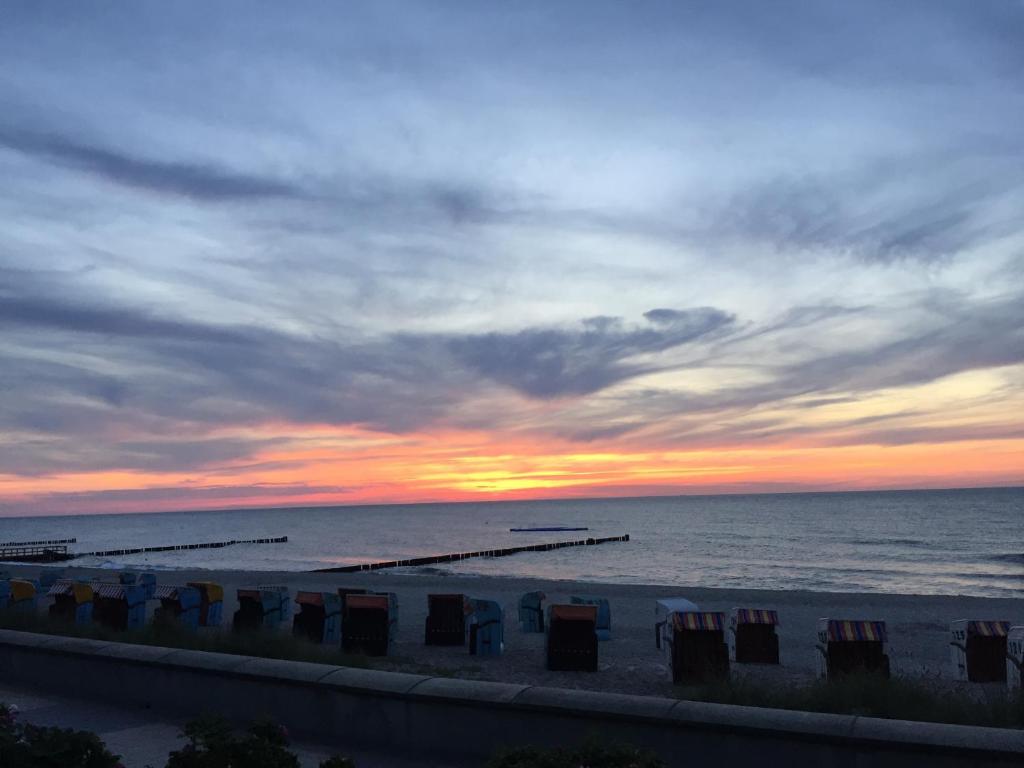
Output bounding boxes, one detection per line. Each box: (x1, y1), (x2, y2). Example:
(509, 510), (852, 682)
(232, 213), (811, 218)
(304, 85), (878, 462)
(0, 126), (300, 201)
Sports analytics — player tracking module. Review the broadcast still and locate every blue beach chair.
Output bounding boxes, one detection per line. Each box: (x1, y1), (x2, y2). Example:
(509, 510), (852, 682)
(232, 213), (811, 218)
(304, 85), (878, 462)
(47, 580), (94, 625)
(519, 591), (546, 633)
(234, 587), (289, 631)
(154, 585), (201, 630)
(188, 581), (224, 627)
(468, 598), (504, 656)
(571, 595), (611, 640)
(93, 582), (148, 631)
(7, 579), (38, 613)
(293, 591), (342, 644)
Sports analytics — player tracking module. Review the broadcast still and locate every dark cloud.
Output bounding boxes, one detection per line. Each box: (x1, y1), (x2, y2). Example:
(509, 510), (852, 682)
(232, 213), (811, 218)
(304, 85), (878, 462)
(697, 160), (1024, 263)
(0, 436), (287, 477)
(447, 307), (735, 398)
(4, 482), (354, 516)
(0, 126), (299, 201)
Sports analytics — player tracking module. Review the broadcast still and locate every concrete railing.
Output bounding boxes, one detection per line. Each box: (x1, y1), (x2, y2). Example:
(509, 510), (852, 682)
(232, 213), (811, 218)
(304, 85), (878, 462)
(1, 629), (1022, 766)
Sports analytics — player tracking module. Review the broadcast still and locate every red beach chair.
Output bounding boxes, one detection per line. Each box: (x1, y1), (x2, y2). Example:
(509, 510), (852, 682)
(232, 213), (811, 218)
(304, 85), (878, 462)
(546, 604), (598, 671)
(425, 593), (468, 646)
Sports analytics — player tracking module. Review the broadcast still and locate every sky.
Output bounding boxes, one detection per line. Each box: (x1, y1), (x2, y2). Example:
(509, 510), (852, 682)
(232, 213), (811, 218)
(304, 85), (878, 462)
(1, 1), (1022, 516)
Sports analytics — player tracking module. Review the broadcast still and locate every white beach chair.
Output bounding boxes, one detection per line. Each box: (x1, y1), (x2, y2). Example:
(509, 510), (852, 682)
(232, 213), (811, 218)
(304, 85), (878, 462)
(950, 619), (1011, 683)
(655, 597), (698, 649)
(1007, 626), (1024, 690)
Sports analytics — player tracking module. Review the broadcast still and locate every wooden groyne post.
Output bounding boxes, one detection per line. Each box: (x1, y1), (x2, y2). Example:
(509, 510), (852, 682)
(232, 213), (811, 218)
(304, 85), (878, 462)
(313, 533), (630, 573)
(76, 536), (289, 559)
(0, 537), (77, 547)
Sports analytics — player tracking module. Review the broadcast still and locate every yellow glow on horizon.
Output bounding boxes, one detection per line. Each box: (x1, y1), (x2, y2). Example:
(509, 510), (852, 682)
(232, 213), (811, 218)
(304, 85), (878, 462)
(2, 365), (1023, 514)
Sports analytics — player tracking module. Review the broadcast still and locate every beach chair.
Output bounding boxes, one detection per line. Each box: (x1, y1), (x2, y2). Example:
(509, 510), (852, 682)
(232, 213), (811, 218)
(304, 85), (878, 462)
(38, 569), (66, 590)
(2, 579), (38, 613)
(293, 591), (342, 644)
(343, 593), (393, 655)
(1007, 626), (1024, 691)
(138, 572), (157, 600)
(519, 591), (546, 633)
(92, 583), (148, 631)
(233, 587), (287, 631)
(950, 619), (1011, 683)
(188, 581), (224, 627)
(546, 604), (598, 671)
(571, 596), (611, 640)
(425, 593), (469, 646)
(468, 598), (504, 656)
(655, 597), (698, 649)
(664, 611), (729, 683)
(47, 581), (94, 625)
(816, 619), (890, 679)
(153, 585), (201, 630)
(730, 608), (780, 664)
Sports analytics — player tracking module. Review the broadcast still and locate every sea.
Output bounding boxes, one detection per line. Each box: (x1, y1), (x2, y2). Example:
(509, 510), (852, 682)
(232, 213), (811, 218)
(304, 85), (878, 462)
(1, 487), (1021, 598)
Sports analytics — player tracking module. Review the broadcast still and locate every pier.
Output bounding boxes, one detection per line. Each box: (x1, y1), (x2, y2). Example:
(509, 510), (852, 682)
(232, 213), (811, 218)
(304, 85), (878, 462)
(0, 545), (72, 563)
(313, 533), (630, 573)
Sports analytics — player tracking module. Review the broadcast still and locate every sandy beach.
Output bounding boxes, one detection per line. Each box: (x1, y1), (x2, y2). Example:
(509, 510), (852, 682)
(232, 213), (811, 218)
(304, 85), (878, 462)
(7, 563), (1023, 697)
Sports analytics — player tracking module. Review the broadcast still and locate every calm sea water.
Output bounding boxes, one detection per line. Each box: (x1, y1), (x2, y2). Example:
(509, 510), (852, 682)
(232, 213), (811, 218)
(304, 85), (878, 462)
(1, 488), (1021, 597)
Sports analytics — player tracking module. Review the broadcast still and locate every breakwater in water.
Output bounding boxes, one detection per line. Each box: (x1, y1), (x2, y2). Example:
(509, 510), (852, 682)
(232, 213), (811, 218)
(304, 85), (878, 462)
(78, 536), (289, 558)
(313, 534), (630, 573)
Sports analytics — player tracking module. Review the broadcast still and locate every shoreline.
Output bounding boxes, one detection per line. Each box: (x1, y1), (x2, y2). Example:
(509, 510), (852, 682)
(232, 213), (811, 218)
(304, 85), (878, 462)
(6, 564), (1024, 697)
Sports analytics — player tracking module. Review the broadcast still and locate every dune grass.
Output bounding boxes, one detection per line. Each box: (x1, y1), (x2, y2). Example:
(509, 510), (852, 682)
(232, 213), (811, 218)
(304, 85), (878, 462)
(679, 674), (1024, 729)
(0, 610), (369, 668)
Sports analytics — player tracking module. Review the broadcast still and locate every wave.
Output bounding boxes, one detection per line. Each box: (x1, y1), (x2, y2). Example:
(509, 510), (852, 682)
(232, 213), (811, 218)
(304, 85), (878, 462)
(990, 553), (1024, 565)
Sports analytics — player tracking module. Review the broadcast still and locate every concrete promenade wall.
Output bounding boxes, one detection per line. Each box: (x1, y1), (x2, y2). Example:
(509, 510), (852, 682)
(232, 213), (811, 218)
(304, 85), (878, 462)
(1, 629), (1021, 766)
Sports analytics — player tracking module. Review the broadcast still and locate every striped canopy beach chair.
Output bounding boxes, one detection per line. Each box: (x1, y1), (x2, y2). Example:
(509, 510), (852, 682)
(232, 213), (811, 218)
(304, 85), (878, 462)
(816, 619), (890, 679)
(665, 611), (729, 683)
(546, 604), (598, 671)
(153, 584), (201, 630)
(187, 581), (223, 627)
(47, 580), (94, 625)
(38, 569), (66, 590)
(93, 582), (148, 631)
(293, 591), (342, 644)
(1008, 626), (1024, 691)
(730, 608), (780, 665)
(519, 591), (546, 633)
(950, 619), (1011, 683)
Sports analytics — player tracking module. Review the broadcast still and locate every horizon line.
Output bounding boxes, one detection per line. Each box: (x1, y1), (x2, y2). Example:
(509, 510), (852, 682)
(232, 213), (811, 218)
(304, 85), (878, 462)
(2, 481), (1021, 521)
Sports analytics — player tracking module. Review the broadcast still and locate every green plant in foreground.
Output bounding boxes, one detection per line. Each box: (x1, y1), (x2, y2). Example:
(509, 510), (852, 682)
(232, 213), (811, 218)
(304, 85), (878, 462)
(164, 715), (355, 768)
(486, 739), (665, 768)
(0, 703), (123, 768)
